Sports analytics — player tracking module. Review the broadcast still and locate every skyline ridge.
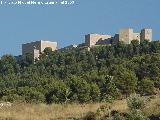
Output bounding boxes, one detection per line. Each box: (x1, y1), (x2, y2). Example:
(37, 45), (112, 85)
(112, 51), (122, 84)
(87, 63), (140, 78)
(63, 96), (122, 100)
(0, 0), (159, 56)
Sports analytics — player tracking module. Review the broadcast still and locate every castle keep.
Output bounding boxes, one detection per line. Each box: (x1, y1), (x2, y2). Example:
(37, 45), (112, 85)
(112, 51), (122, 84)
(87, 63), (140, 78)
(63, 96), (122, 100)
(140, 29), (152, 42)
(22, 40), (57, 59)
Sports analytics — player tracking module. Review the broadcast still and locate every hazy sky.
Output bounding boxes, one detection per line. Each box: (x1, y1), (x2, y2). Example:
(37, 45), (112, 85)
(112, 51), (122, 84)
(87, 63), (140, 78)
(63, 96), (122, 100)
(0, 0), (160, 56)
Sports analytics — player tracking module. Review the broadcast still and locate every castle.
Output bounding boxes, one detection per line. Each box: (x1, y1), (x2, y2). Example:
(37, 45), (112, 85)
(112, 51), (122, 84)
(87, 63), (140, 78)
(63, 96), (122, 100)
(85, 28), (152, 47)
(21, 28), (152, 60)
(22, 40), (58, 60)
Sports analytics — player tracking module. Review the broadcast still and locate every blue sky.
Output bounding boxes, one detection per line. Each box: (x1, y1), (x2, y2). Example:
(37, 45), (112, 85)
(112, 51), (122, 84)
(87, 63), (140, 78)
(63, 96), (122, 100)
(0, 0), (160, 56)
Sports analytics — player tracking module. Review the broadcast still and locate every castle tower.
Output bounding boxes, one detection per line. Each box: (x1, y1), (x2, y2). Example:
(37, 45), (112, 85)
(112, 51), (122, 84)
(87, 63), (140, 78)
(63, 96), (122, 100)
(119, 28), (134, 44)
(119, 28), (141, 44)
(140, 28), (152, 42)
(22, 40), (57, 60)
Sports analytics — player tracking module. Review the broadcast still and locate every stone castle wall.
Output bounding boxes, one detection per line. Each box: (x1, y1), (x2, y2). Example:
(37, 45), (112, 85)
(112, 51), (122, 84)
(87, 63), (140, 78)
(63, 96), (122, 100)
(22, 40), (57, 59)
(85, 34), (112, 47)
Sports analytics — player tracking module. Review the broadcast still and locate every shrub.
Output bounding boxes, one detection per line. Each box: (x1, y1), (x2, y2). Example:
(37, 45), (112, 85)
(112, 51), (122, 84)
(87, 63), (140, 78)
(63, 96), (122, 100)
(127, 94), (146, 111)
(96, 104), (112, 119)
(126, 110), (149, 120)
(126, 94), (149, 120)
(1, 94), (24, 102)
(84, 112), (97, 120)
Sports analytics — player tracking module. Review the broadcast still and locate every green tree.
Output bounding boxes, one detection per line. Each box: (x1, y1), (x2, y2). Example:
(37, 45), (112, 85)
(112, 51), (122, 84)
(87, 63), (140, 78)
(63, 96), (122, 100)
(0, 54), (20, 75)
(66, 75), (91, 103)
(131, 40), (140, 55)
(115, 68), (138, 97)
(45, 80), (68, 104)
(20, 53), (34, 67)
(43, 47), (53, 55)
(90, 83), (100, 101)
(138, 78), (155, 95)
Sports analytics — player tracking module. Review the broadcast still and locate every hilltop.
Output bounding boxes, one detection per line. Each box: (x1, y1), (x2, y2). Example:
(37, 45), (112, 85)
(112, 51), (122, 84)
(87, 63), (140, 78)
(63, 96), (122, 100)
(0, 40), (160, 104)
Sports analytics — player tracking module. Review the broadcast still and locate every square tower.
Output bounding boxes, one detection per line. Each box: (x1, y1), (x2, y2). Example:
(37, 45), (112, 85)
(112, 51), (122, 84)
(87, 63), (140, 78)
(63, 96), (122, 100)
(22, 40), (57, 60)
(140, 28), (152, 42)
(119, 28), (134, 44)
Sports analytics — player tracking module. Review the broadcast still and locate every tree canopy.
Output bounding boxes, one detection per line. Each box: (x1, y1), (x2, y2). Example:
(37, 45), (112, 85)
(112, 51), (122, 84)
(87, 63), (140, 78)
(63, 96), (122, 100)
(0, 40), (159, 103)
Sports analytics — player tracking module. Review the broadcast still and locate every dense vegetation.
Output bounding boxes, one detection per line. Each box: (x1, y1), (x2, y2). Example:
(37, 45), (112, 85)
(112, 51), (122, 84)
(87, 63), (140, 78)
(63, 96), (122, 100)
(0, 40), (160, 103)
(84, 94), (155, 120)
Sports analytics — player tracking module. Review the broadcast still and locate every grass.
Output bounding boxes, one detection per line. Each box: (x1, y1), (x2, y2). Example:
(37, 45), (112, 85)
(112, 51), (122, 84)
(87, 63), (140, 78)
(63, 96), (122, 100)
(0, 96), (159, 120)
(0, 102), (102, 120)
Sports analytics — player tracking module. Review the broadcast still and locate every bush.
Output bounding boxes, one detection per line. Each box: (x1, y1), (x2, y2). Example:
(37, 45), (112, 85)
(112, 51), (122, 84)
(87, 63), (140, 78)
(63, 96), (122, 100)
(96, 104), (112, 119)
(1, 94), (24, 102)
(110, 110), (125, 120)
(127, 94), (146, 111)
(45, 80), (69, 104)
(84, 112), (97, 120)
(126, 110), (149, 120)
(126, 94), (149, 120)
(17, 87), (45, 103)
